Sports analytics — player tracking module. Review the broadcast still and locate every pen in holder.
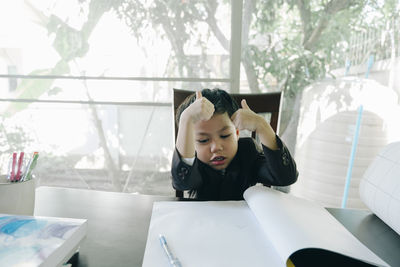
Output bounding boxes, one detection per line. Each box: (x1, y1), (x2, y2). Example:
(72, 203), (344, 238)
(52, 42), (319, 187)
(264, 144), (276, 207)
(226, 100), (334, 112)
(7, 152), (39, 182)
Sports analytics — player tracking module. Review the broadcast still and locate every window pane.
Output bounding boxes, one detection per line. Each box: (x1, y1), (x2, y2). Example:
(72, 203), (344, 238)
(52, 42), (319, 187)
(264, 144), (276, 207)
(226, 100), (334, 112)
(0, 1), (231, 79)
(239, 0), (400, 209)
(0, 79), (230, 194)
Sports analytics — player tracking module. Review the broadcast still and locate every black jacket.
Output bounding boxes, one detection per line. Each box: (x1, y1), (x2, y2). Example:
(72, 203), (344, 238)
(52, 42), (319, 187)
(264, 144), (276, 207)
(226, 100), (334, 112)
(171, 136), (298, 200)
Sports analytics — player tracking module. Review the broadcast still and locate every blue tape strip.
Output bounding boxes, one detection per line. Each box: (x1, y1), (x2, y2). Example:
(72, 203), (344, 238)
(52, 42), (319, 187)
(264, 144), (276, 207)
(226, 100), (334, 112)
(342, 105), (363, 208)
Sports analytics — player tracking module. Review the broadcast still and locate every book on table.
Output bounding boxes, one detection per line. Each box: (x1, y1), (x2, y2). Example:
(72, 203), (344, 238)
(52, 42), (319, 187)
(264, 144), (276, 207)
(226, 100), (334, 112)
(0, 213), (87, 267)
(142, 185), (388, 267)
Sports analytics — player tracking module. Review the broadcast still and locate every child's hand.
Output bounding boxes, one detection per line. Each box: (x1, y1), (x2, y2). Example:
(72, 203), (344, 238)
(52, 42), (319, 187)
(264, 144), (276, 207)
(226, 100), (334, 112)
(182, 91), (215, 123)
(232, 99), (278, 149)
(176, 91), (215, 157)
(231, 99), (262, 132)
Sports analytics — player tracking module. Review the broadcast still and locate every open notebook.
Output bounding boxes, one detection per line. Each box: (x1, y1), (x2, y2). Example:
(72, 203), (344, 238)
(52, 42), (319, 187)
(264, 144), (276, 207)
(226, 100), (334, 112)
(0, 214), (87, 267)
(143, 186), (388, 267)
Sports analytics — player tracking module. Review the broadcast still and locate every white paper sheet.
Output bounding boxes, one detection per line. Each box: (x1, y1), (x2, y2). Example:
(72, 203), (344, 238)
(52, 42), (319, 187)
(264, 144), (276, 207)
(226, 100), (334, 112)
(359, 141), (400, 235)
(143, 186), (388, 267)
(244, 186), (388, 266)
(142, 201), (283, 267)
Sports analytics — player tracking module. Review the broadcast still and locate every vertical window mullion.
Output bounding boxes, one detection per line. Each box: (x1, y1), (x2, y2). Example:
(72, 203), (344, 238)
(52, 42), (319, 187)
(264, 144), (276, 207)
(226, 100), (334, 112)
(230, 0), (243, 93)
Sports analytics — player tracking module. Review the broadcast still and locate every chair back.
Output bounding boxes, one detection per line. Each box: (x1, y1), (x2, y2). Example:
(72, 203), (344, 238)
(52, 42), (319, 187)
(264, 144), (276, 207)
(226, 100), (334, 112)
(173, 88), (282, 197)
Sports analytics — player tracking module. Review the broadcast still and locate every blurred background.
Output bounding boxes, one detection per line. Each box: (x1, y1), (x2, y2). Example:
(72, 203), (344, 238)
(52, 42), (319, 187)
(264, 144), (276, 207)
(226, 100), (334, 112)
(0, 0), (399, 208)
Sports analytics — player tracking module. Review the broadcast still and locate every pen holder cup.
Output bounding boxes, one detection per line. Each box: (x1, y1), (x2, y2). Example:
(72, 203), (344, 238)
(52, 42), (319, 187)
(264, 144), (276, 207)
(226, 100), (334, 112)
(0, 176), (36, 216)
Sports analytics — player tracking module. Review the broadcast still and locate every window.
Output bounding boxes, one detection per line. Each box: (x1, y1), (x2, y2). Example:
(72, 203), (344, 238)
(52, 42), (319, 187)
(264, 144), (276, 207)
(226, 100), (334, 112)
(0, 0), (233, 194)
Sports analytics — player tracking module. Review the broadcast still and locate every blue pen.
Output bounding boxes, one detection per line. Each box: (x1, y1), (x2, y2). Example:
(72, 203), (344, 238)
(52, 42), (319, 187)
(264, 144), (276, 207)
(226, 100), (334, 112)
(159, 234), (182, 267)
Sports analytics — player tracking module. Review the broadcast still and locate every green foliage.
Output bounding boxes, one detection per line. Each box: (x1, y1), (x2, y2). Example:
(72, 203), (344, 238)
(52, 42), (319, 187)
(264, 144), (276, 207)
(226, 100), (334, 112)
(247, 0), (371, 95)
(112, 0), (231, 79)
(109, 0), (381, 95)
(0, 123), (33, 153)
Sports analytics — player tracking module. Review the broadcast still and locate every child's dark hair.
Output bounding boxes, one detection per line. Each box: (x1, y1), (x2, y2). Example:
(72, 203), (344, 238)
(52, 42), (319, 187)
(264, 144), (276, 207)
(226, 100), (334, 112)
(175, 88), (239, 125)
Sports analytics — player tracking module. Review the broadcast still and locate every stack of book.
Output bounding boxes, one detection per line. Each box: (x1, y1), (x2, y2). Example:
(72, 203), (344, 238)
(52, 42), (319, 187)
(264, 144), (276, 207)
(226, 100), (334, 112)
(0, 214), (87, 267)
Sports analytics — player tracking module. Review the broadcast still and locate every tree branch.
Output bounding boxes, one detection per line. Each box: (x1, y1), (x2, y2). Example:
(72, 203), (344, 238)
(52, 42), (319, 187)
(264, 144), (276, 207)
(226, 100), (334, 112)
(302, 0), (353, 51)
(201, 3), (229, 51)
(296, 0), (312, 44)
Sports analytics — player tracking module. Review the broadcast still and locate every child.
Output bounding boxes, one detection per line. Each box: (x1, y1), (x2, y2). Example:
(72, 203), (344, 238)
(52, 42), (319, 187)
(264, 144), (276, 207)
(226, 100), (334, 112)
(171, 88), (298, 200)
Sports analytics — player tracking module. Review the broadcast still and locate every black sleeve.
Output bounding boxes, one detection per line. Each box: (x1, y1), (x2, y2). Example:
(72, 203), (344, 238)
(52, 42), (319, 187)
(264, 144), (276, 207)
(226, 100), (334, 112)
(256, 135), (298, 186)
(171, 149), (203, 190)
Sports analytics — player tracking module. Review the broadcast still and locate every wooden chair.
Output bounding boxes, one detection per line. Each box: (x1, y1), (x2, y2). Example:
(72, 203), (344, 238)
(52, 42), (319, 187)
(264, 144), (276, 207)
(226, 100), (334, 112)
(173, 88), (282, 197)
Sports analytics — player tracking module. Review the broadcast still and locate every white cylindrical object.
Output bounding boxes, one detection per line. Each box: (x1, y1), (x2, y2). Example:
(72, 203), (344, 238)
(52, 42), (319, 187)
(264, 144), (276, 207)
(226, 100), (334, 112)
(291, 77), (400, 208)
(0, 178), (35, 215)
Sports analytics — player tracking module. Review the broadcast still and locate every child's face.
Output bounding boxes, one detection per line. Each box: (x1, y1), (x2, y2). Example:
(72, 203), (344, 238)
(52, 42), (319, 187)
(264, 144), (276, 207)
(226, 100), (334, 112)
(194, 112), (239, 170)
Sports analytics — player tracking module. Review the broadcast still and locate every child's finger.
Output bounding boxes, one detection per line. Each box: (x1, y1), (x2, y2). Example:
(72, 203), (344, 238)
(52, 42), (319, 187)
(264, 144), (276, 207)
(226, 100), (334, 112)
(241, 99), (250, 110)
(231, 111), (241, 129)
(231, 110), (240, 122)
(196, 91), (202, 99)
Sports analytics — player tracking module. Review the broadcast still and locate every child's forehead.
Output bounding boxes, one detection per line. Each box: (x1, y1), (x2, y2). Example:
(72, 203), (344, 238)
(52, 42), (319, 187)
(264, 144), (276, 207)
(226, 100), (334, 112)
(210, 112), (233, 124)
(213, 112), (231, 119)
(195, 113), (235, 133)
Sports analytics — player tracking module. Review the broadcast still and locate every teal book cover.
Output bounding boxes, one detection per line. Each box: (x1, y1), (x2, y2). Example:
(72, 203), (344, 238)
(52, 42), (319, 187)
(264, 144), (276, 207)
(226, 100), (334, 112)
(0, 214), (87, 267)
